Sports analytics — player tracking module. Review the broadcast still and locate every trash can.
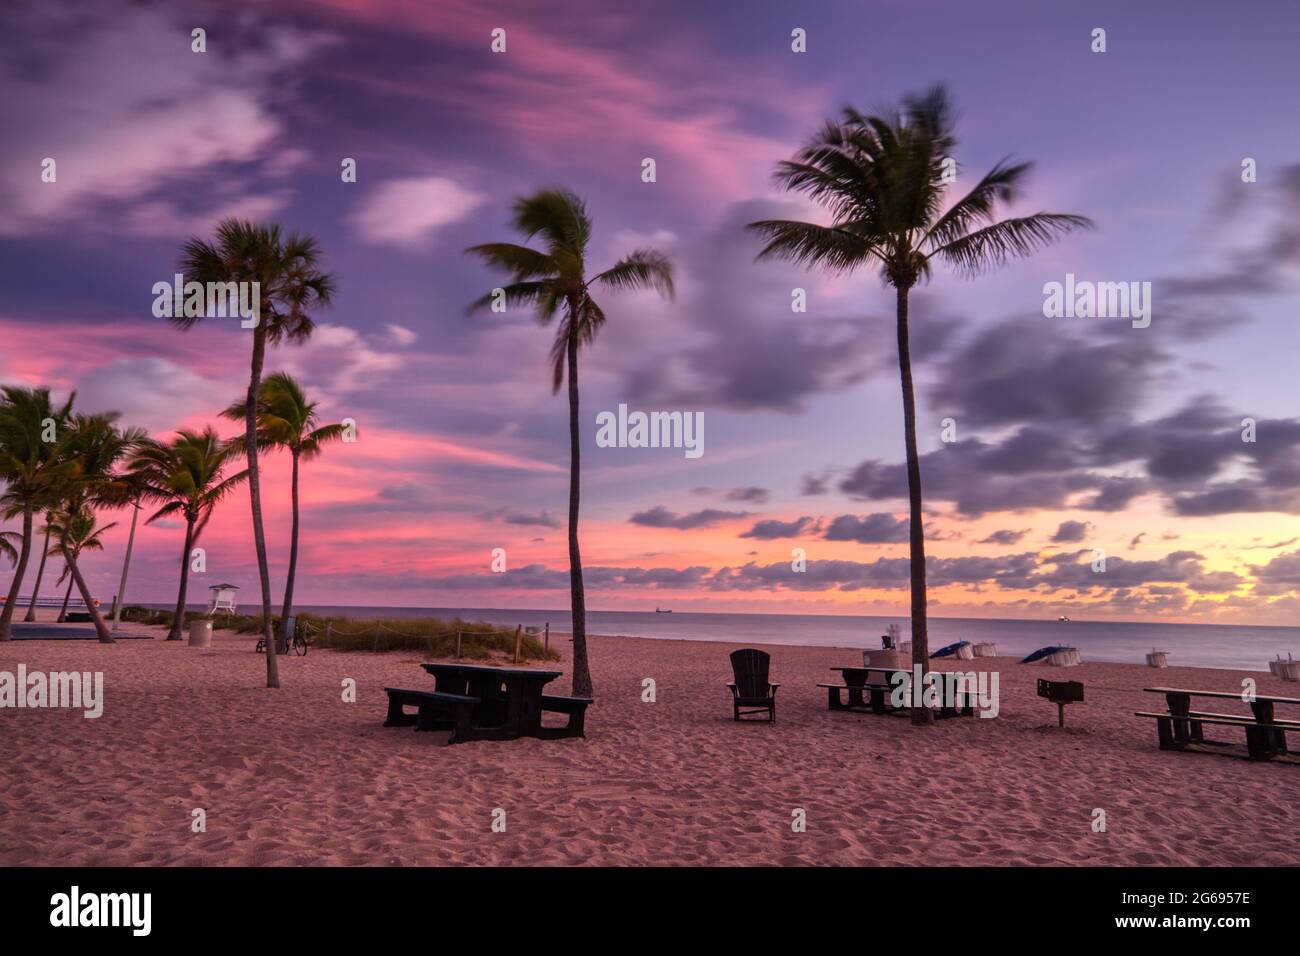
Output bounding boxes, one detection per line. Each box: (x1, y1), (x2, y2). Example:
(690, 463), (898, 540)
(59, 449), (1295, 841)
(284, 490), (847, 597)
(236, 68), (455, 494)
(188, 618), (213, 647)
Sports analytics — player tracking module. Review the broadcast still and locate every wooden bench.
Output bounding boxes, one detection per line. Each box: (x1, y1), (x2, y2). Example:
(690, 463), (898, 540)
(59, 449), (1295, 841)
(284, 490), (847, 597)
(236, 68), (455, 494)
(1137, 686), (1300, 762)
(1135, 710), (1295, 761)
(384, 687), (480, 743)
(538, 694), (593, 739)
(816, 681), (897, 714)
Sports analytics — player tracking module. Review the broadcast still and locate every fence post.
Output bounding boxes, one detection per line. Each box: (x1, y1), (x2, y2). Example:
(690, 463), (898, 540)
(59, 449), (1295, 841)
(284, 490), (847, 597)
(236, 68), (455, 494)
(455, 631), (462, 660)
(513, 624), (522, 664)
(544, 622), (549, 654)
(373, 621), (380, 652)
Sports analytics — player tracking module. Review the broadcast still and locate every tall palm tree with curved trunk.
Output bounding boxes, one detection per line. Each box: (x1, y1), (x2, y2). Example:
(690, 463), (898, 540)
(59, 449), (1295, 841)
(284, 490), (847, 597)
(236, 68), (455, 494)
(0, 386), (77, 641)
(221, 372), (345, 638)
(44, 508), (118, 622)
(175, 219), (335, 686)
(748, 86), (1092, 724)
(46, 413), (144, 643)
(129, 428), (248, 641)
(466, 189), (675, 698)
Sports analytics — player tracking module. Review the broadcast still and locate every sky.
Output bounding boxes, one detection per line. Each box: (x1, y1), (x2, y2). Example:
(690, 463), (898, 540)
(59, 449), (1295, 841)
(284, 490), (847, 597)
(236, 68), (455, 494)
(3, 0), (1300, 624)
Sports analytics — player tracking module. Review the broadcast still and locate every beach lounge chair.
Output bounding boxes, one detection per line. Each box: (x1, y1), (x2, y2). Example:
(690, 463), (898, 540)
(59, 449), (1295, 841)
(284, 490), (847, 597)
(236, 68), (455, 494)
(727, 648), (779, 722)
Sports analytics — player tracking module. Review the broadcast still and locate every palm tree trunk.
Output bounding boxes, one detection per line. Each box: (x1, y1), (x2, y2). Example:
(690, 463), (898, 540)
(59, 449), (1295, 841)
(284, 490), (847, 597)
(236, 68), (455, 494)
(65, 551), (113, 642)
(565, 325), (592, 698)
(0, 506), (34, 641)
(279, 449), (301, 637)
(111, 498), (141, 633)
(246, 327), (280, 687)
(23, 525), (52, 622)
(167, 518), (196, 641)
(58, 573), (74, 621)
(896, 284), (932, 726)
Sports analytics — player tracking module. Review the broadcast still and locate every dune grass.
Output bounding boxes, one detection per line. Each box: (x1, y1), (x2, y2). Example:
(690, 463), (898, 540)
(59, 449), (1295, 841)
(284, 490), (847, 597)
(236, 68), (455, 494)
(118, 606), (560, 661)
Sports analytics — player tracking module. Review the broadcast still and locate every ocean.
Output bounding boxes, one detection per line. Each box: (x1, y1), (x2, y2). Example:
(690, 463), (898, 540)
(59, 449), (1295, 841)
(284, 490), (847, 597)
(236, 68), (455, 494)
(231, 605), (1300, 672)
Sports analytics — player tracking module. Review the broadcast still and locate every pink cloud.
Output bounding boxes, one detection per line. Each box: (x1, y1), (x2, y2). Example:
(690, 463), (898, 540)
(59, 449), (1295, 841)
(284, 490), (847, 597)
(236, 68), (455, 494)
(349, 176), (486, 249)
(306, 0), (811, 204)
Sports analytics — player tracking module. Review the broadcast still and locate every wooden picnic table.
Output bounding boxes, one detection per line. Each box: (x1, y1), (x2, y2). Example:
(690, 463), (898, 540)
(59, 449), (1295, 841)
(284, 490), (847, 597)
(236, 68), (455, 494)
(422, 662), (564, 741)
(821, 664), (973, 718)
(1139, 686), (1300, 761)
(825, 666), (904, 709)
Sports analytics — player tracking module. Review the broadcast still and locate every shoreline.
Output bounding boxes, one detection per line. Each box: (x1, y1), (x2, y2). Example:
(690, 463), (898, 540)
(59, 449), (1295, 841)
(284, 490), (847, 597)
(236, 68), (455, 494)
(8, 610), (1293, 674)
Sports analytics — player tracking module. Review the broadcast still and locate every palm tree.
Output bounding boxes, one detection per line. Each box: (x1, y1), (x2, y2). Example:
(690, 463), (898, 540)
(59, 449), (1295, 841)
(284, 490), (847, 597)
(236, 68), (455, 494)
(50, 413), (144, 643)
(747, 86), (1091, 723)
(221, 372), (345, 638)
(175, 219), (335, 686)
(23, 512), (56, 621)
(466, 189), (675, 697)
(129, 428), (247, 642)
(109, 495), (142, 634)
(0, 386), (77, 641)
(44, 508), (118, 622)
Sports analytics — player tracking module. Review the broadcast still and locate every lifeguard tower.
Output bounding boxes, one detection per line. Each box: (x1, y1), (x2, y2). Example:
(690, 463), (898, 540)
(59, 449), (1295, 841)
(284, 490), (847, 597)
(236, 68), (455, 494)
(208, 584), (241, 616)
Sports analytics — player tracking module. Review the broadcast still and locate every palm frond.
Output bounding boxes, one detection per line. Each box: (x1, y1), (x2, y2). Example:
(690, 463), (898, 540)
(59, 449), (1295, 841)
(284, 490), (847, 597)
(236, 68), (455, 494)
(930, 213), (1094, 277)
(548, 320), (571, 394)
(465, 280), (554, 317)
(299, 423), (348, 461)
(747, 219), (877, 273)
(590, 250), (676, 297)
(463, 242), (559, 281)
(922, 158), (1033, 249)
(511, 189), (591, 259)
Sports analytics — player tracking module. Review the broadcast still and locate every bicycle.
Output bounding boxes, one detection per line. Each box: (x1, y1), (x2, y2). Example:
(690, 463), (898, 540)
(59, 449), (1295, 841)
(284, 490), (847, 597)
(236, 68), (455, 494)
(256, 629), (308, 656)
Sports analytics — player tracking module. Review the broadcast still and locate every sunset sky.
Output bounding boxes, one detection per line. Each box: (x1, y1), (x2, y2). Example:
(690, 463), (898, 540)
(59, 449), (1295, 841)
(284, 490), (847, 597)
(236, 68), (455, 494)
(3, 0), (1300, 624)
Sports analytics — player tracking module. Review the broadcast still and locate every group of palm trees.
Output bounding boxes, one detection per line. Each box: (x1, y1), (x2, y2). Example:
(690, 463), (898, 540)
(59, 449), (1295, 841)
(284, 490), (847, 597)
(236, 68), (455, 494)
(0, 220), (341, 691)
(1, 86), (1089, 712)
(467, 86), (1090, 716)
(0, 373), (342, 666)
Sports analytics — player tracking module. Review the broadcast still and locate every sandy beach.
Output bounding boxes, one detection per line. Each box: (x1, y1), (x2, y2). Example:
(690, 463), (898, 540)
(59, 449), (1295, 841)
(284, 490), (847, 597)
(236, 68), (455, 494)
(2, 619), (1298, 867)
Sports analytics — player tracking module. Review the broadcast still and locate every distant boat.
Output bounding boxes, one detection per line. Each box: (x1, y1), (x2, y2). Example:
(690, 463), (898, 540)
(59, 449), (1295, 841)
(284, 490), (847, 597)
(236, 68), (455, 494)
(655, 607), (672, 613)
(1058, 615), (1070, 622)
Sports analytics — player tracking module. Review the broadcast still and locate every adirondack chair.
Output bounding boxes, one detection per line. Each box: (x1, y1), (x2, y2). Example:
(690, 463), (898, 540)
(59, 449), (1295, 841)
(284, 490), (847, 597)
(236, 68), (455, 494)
(727, 648), (780, 722)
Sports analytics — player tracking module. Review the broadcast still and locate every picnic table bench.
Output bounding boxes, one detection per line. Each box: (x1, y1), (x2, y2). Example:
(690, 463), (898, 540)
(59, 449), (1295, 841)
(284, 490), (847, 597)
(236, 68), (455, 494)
(820, 665), (975, 718)
(382, 663), (591, 744)
(538, 693), (594, 739)
(1136, 686), (1300, 762)
(383, 688), (480, 742)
